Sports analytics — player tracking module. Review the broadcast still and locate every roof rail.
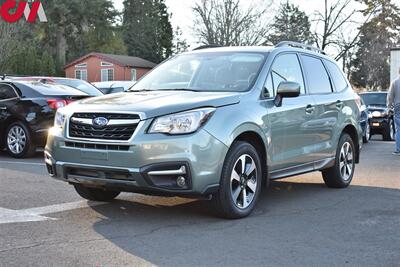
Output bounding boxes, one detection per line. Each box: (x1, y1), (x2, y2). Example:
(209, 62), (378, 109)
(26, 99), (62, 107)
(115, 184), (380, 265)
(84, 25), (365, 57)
(193, 44), (223, 51)
(1, 74), (31, 80)
(276, 41), (326, 55)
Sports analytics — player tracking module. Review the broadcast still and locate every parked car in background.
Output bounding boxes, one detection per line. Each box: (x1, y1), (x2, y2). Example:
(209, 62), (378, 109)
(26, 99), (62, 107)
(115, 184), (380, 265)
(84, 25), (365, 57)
(46, 42), (362, 219)
(360, 92), (395, 141)
(0, 80), (88, 158)
(10, 76), (103, 97)
(358, 96), (371, 143)
(92, 81), (136, 94)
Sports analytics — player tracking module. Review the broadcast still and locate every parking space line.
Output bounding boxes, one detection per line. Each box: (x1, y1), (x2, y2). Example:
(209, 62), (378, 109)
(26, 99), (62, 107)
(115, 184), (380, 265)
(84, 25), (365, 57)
(23, 200), (105, 216)
(0, 201), (105, 225)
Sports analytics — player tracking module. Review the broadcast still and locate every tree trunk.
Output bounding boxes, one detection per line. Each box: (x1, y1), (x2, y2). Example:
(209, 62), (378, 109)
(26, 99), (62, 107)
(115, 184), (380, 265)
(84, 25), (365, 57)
(56, 27), (67, 71)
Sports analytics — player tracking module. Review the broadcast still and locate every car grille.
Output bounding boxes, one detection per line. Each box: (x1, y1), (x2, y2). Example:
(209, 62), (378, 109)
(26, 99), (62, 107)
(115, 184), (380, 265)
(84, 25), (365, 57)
(65, 141), (130, 151)
(69, 113), (140, 141)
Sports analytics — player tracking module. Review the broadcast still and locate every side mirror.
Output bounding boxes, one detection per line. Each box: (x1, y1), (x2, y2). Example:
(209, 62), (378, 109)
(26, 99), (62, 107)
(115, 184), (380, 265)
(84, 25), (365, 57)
(274, 81), (301, 107)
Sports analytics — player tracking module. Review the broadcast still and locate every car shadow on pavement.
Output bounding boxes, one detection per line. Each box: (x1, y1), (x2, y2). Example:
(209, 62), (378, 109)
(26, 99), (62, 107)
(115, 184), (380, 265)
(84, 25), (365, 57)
(89, 181), (400, 266)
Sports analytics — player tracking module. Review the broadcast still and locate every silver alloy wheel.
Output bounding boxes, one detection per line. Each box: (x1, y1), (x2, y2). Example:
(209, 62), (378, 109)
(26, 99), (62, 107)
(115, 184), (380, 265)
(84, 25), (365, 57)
(390, 121), (395, 140)
(7, 125), (27, 155)
(230, 154), (258, 209)
(365, 123), (370, 140)
(339, 142), (354, 181)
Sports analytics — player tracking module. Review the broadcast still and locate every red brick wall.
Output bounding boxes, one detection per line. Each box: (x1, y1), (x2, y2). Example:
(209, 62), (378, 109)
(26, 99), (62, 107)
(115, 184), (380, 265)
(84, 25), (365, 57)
(65, 55), (152, 82)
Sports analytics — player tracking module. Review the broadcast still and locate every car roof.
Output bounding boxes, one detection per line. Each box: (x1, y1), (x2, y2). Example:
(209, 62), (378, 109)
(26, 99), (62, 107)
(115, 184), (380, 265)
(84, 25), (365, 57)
(11, 76), (78, 82)
(184, 46), (274, 55)
(12, 81), (88, 96)
(183, 45), (333, 61)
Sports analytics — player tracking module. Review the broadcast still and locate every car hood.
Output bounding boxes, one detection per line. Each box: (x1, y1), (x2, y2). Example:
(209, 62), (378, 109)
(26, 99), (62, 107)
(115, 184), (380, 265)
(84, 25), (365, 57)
(70, 90), (241, 119)
(367, 105), (387, 112)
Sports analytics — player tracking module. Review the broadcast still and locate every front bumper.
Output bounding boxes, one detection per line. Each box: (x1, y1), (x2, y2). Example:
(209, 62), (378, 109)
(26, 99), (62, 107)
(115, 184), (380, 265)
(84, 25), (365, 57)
(369, 117), (389, 132)
(45, 125), (228, 196)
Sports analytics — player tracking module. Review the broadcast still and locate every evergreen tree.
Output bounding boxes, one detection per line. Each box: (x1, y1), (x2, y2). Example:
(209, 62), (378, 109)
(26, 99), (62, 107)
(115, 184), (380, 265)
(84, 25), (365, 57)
(122, 0), (173, 63)
(351, 0), (400, 90)
(41, 0), (118, 73)
(267, 2), (313, 45)
(84, 27), (128, 55)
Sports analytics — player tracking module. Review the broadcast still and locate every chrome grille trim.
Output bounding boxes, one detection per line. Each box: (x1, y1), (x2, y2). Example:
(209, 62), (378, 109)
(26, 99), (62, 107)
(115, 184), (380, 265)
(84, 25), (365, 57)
(67, 112), (141, 142)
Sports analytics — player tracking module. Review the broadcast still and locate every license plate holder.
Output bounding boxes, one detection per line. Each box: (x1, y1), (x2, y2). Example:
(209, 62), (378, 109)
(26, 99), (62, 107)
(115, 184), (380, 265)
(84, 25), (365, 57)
(80, 150), (109, 160)
(372, 123), (380, 127)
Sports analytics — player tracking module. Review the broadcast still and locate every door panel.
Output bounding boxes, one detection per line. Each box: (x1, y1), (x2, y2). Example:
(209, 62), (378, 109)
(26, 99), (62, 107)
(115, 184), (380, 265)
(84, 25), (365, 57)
(0, 83), (19, 140)
(267, 95), (317, 170)
(261, 53), (318, 171)
(300, 55), (339, 161)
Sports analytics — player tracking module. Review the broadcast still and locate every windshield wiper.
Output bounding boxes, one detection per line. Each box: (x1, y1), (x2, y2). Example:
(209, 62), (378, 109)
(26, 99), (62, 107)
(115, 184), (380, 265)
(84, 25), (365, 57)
(128, 88), (199, 92)
(127, 89), (155, 92)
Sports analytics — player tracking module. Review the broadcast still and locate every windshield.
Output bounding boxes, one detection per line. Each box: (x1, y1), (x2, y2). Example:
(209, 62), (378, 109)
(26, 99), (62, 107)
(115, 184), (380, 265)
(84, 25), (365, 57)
(131, 52), (266, 92)
(55, 79), (102, 96)
(360, 93), (387, 106)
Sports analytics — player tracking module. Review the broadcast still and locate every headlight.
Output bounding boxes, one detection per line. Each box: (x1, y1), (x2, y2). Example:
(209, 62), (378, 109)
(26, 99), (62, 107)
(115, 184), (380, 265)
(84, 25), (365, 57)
(149, 108), (216, 134)
(54, 110), (67, 128)
(371, 111), (385, 118)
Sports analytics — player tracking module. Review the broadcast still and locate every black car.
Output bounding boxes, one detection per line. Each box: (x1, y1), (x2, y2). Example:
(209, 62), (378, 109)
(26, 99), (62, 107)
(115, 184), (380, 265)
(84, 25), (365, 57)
(358, 96), (371, 143)
(10, 76), (103, 97)
(360, 92), (395, 141)
(0, 81), (88, 158)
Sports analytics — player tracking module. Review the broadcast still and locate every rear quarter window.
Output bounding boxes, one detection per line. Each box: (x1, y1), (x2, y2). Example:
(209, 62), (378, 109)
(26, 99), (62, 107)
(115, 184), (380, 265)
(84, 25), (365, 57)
(324, 60), (348, 92)
(0, 84), (18, 100)
(300, 55), (332, 94)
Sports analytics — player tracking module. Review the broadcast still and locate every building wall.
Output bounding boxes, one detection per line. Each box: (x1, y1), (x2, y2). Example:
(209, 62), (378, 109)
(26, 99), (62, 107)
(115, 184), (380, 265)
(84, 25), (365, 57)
(391, 48), (400, 83)
(65, 55), (152, 82)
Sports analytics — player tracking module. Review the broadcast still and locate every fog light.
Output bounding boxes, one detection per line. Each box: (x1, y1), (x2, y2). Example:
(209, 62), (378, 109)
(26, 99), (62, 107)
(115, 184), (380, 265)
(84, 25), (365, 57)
(177, 176), (186, 188)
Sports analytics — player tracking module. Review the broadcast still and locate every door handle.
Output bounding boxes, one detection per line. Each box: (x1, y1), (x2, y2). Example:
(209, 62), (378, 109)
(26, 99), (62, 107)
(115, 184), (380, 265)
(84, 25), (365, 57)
(0, 106), (6, 110)
(305, 104), (315, 114)
(336, 100), (344, 108)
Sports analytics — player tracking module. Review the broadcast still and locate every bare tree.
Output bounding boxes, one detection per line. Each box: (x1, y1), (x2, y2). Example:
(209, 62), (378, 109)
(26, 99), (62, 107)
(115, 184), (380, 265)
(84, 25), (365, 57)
(313, 0), (359, 51)
(312, 0), (379, 76)
(193, 0), (271, 46)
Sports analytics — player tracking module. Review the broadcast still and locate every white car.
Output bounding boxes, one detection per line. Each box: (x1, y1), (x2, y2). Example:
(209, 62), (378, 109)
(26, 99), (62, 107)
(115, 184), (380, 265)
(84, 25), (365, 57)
(92, 81), (136, 94)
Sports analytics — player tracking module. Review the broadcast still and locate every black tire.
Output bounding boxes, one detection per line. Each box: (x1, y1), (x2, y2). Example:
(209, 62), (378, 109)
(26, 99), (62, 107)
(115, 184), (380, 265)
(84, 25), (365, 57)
(383, 119), (395, 141)
(211, 141), (262, 219)
(5, 121), (36, 158)
(322, 133), (355, 188)
(74, 184), (120, 202)
(362, 123), (370, 143)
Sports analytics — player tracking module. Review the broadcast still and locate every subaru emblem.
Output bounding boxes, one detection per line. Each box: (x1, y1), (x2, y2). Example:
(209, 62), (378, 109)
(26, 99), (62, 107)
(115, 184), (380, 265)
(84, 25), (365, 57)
(92, 117), (109, 127)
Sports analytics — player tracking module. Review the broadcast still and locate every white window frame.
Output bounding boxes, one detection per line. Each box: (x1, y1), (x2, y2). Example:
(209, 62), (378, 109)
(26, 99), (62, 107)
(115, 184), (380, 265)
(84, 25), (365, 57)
(75, 69), (87, 81)
(75, 63), (87, 68)
(131, 68), (137, 81)
(101, 68), (114, 82)
(101, 61), (114, 67)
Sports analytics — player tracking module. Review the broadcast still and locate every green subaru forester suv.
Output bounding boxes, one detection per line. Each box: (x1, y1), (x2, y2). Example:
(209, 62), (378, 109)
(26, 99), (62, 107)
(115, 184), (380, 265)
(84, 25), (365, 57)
(45, 42), (362, 218)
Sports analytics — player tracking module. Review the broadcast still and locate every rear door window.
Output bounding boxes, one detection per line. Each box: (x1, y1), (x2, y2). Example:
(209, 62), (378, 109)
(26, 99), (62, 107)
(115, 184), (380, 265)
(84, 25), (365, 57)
(324, 60), (348, 92)
(0, 84), (18, 100)
(270, 53), (305, 95)
(301, 55), (332, 94)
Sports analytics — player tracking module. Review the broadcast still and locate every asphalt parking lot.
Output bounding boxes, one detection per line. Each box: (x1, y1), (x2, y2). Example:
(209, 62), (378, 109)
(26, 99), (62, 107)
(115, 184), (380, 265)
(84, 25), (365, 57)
(0, 139), (399, 266)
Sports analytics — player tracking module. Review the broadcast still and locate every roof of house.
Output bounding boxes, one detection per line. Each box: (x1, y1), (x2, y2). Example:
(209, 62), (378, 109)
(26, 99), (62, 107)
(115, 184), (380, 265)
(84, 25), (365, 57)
(64, 52), (157, 69)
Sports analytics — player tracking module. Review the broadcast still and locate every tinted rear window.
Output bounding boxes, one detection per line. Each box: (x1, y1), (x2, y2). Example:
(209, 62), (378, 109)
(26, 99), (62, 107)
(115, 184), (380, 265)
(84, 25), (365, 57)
(54, 79), (102, 96)
(324, 60), (348, 91)
(0, 84), (18, 100)
(15, 82), (87, 96)
(301, 55), (332, 94)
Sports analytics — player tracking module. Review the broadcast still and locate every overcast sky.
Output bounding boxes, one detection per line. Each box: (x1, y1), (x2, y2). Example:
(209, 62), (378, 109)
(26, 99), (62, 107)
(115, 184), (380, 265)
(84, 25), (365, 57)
(113, 0), (363, 48)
